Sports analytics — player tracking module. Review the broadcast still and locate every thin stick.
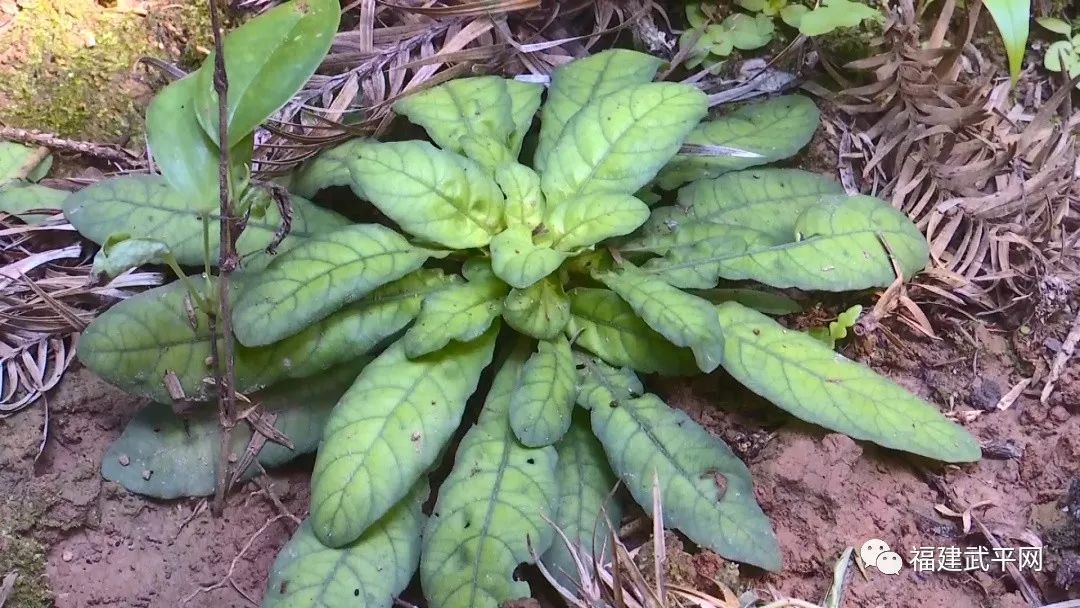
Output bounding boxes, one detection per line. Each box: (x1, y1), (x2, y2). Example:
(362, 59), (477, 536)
(0, 126), (143, 168)
(207, 0), (241, 517)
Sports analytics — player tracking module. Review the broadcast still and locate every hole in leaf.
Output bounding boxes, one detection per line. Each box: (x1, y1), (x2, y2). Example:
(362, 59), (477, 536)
(701, 469), (728, 499)
(463, 520), (471, 529)
(354, 589), (360, 597)
(279, 581), (288, 594)
(609, 400), (618, 409)
(526, 458), (535, 465)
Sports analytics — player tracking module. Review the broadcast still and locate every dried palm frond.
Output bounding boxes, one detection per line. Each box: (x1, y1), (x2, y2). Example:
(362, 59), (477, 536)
(0, 212), (162, 414)
(826, 0), (1079, 312)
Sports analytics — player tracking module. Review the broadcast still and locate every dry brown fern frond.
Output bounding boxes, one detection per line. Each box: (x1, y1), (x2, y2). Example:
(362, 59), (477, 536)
(829, 0), (1078, 313)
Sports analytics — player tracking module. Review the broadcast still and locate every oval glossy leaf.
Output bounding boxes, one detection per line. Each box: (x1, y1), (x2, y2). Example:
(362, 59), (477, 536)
(597, 266), (723, 373)
(101, 362), (363, 498)
(291, 138), (369, 199)
(421, 347), (558, 608)
(509, 336), (577, 447)
(232, 223), (432, 346)
(311, 328), (498, 547)
(347, 140), (503, 248)
(646, 195), (930, 291)
(542, 411), (622, 591)
(983, 0), (1030, 82)
(0, 183), (66, 224)
(545, 193), (650, 251)
(534, 50), (663, 172)
(715, 302), (981, 462)
(541, 83), (707, 204)
(580, 357), (781, 571)
(633, 222), (780, 289)
(0, 142), (51, 184)
(502, 276), (571, 340)
(394, 76), (515, 156)
(264, 484), (426, 608)
(565, 288), (696, 376)
(402, 274), (509, 358)
(490, 226), (568, 289)
(676, 168), (846, 240)
(63, 175), (348, 267)
(495, 162), (544, 230)
(194, 0), (340, 146)
(657, 95), (820, 190)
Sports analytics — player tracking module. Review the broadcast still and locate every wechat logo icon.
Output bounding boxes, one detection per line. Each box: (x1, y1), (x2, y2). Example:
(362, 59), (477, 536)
(861, 539), (903, 575)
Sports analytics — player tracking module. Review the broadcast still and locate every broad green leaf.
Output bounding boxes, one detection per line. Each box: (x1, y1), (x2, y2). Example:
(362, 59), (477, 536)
(291, 139), (370, 199)
(676, 169), (846, 240)
(780, 4), (809, 27)
(541, 83), (707, 204)
(346, 141), (503, 248)
(402, 273), (509, 358)
(715, 302), (981, 462)
(495, 163), (544, 229)
(101, 362), (364, 498)
(597, 266), (723, 373)
(535, 50), (663, 173)
(146, 73), (253, 204)
(574, 354), (643, 408)
(502, 276), (572, 340)
(264, 484), (427, 608)
(633, 222), (781, 289)
(506, 79), (544, 155)
(645, 195), (930, 291)
(710, 14), (775, 51)
(509, 336), (577, 447)
(692, 287), (802, 316)
(565, 288), (697, 376)
(1036, 17), (1072, 36)
(542, 411), (622, 591)
(0, 183), (66, 224)
(311, 328), (498, 547)
(490, 226), (569, 289)
(796, 0), (883, 37)
(91, 236), (170, 279)
(545, 193), (650, 251)
(421, 347), (558, 608)
(79, 271), (446, 403)
(194, 0), (340, 146)
(232, 224), (432, 346)
(394, 76), (515, 156)
(580, 357), (781, 571)
(63, 175), (348, 267)
(0, 142), (51, 184)
(657, 96), (820, 190)
(983, 0), (1030, 82)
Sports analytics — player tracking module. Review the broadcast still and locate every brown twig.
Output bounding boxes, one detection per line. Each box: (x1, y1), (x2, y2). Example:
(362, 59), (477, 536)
(0, 126), (143, 168)
(180, 514), (288, 605)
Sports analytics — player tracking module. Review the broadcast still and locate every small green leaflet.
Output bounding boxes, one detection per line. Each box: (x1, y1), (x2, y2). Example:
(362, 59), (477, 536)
(715, 302), (981, 462)
(264, 484), (427, 608)
(62, 175), (349, 267)
(0, 183), (66, 224)
(542, 411), (622, 591)
(540, 83), (707, 204)
(0, 141), (51, 184)
(808, 304), (862, 349)
(545, 193), (650, 251)
(194, 0), (340, 146)
(291, 138), (370, 199)
(534, 49), (662, 172)
(310, 328), (497, 548)
(675, 168), (846, 241)
(420, 346), (558, 608)
(502, 276), (572, 340)
(347, 140), (503, 248)
(597, 266), (724, 373)
(394, 76), (516, 156)
(495, 163), (544, 230)
(91, 235), (170, 279)
(402, 273), (509, 358)
(101, 362), (363, 498)
(509, 336), (577, 447)
(579, 357), (782, 571)
(565, 288), (697, 376)
(232, 223), (433, 346)
(644, 195), (930, 291)
(791, 0), (883, 37)
(657, 95), (820, 190)
(490, 226), (568, 289)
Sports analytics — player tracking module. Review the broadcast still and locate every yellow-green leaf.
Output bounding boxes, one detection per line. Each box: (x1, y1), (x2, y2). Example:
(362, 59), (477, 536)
(490, 226), (569, 289)
(509, 336), (577, 447)
(545, 193), (650, 252)
(502, 276), (572, 340)
(402, 273), (509, 358)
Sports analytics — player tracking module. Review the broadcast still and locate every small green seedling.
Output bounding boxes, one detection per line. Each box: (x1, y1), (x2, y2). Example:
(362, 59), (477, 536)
(1038, 17), (1080, 84)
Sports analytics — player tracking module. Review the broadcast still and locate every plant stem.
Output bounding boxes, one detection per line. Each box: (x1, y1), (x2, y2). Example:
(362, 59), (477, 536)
(207, 0), (240, 518)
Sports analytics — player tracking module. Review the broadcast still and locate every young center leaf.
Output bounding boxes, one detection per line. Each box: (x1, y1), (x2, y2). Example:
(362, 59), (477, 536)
(541, 411), (623, 591)
(403, 271), (509, 358)
(264, 483), (427, 608)
(101, 361), (364, 498)
(420, 346), (558, 608)
(62, 175), (348, 266)
(564, 288), (697, 376)
(193, 0), (340, 146)
(346, 141), (503, 248)
(544, 193), (650, 251)
(490, 226), (569, 289)
(657, 95), (820, 190)
(579, 357), (782, 571)
(509, 336), (577, 447)
(597, 266), (724, 373)
(232, 223), (434, 346)
(715, 302), (981, 462)
(534, 49), (663, 172)
(540, 83), (707, 204)
(310, 327), (498, 548)
(495, 163), (545, 230)
(502, 276), (572, 340)
(0, 183), (67, 224)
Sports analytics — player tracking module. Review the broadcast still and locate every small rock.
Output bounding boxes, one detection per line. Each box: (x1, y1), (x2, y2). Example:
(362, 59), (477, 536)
(1051, 406), (1071, 423)
(982, 440), (1023, 460)
(970, 379), (1003, 411)
(61, 550), (74, 562)
(141, 470), (152, 480)
(118, 454), (130, 466)
(1046, 337), (1064, 353)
